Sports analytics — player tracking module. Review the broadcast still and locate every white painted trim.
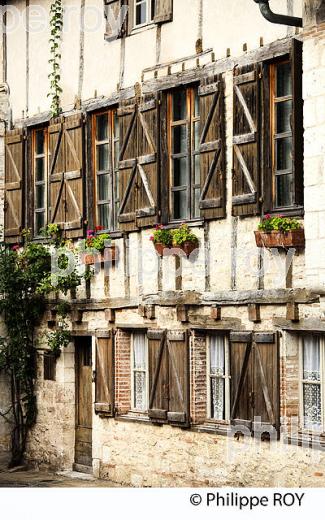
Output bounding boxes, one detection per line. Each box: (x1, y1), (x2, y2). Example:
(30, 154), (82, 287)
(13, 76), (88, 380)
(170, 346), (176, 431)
(206, 334), (230, 422)
(130, 331), (149, 413)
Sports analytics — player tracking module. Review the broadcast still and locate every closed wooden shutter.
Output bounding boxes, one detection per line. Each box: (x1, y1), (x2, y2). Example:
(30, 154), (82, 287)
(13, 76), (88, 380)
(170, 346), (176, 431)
(104, 0), (124, 40)
(291, 38), (303, 207)
(232, 64), (260, 217)
(167, 330), (190, 427)
(95, 332), (114, 415)
(49, 114), (84, 237)
(148, 329), (189, 427)
(118, 98), (138, 230)
(4, 130), (25, 242)
(118, 94), (159, 230)
(154, 0), (173, 23)
(136, 94), (158, 227)
(148, 329), (169, 422)
(230, 332), (279, 436)
(126, 0), (134, 34)
(199, 75), (226, 219)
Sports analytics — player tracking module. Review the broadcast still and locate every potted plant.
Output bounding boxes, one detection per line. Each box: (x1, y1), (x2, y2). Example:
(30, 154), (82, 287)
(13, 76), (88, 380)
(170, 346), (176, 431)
(171, 223), (199, 256)
(255, 215), (305, 248)
(79, 227), (117, 264)
(150, 225), (173, 256)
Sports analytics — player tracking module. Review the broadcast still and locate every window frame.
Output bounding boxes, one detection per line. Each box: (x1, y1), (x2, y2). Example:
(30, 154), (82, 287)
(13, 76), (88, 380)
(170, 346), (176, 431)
(206, 334), (230, 424)
(92, 108), (120, 232)
(43, 352), (56, 381)
(167, 85), (201, 223)
(299, 334), (325, 434)
(134, 0), (155, 28)
(130, 332), (149, 413)
(32, 127), (49, 236)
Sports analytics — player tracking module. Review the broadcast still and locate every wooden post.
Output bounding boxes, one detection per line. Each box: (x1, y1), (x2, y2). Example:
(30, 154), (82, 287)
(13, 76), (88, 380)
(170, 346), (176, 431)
(176, 305), (188, 323)
(210, 306), (221, 321)
(105, 308), (115, 323)
(248, 303), (261, 323)
(145, 305), (155, 320)
(286, 302), (299, 322)
(72, 309), (83, 323)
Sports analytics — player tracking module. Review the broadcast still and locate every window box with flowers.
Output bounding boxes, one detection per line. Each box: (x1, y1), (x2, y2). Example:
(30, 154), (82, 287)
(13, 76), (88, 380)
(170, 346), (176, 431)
(78, 226), (118, 265)
(150, 223), (199, 257)
(255, 215), (305, 248)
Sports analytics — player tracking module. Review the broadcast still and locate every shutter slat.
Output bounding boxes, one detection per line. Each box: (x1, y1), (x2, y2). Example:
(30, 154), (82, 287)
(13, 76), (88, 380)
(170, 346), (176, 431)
(199, 75), (226, 220)
(291, 38), (304, 207)
(232, 64), (261, 217)
(4, 129), (24, 243)
(154, 0), (173, 23)
(148, 330), (169, 424)
(95, 335), (114, 416)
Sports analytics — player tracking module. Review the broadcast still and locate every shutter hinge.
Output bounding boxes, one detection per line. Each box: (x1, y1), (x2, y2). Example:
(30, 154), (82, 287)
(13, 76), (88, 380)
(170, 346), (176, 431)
(259, 71), (263, 79)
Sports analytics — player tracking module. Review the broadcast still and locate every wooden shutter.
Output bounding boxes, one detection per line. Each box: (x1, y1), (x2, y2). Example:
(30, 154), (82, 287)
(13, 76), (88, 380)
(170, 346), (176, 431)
(95, 332), (114, 415)
(230, 332), (254, 429)
(148, 329), (169, 423)
(232, 64), (260, 217)
(154, 0), (173, 23)
(104, 0), (124, 40)
(126, 0), (134, 34)
(49, 114), (84, 237)
(148, 329), (189, 427)
(291, 38), (304, 207)
(199, 75), (226, 219)
(136, 94), (158, 227)
(166, 330), (190, 427)
(230, 331), (279, 436)
(118, 98), (138, 230)
(4, 130), (25, 242)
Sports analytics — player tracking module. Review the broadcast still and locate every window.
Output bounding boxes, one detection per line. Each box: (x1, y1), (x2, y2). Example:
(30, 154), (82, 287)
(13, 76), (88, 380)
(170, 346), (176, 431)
(301, 335), (325, 432)
(33, 128), (48, 235)
(207, 335), (230, 421)
(168, 87), (200, 221)
(44, 352), (56, 381)
(131, 333), (148, 411)
(134, 0), (155, 26)
(93, 110), (120, 230)
(270, 60), (294, 209)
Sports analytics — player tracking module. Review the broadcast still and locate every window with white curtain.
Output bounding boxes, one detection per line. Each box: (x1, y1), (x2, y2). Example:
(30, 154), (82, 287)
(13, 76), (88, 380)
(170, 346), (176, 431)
(131, 333), (148, 411)
(301, 334), (325, 431)
(207, 335), (230, 421)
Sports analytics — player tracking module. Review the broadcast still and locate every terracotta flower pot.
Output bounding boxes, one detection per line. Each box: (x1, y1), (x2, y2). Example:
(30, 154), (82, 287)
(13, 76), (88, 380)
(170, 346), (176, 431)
(154, 242), (170, 256)
(82, 246), (118, 264)
(172, 240), (199, 257)
(254, 229), (305, 248)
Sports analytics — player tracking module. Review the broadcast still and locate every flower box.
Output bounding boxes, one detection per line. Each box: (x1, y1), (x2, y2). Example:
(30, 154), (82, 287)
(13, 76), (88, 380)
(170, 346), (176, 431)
(173, 240), (199, 257)
(82, 246), (118, 265)
(154, 243), (170, 257)
(254, 229), (305, 248)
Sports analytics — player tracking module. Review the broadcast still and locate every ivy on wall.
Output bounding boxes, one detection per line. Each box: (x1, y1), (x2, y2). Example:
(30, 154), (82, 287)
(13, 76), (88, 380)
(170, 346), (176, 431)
(48, 0), (63, 117)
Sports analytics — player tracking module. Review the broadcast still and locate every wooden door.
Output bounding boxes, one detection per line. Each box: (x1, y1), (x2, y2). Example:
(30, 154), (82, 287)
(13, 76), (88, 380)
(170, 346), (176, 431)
(75, 337), (93, 469)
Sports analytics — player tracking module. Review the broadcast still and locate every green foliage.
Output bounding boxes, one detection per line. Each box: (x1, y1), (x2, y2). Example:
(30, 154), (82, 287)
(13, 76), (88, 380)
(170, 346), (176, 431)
(40, 223), (64, 247)
(77, 228), (112, 253)
(171, 223), (198, 246)
(258, 215), (302, 233)
(48, 0), (63, 117)
(47, 305), (71, 358)
(150, 225), (173, 246)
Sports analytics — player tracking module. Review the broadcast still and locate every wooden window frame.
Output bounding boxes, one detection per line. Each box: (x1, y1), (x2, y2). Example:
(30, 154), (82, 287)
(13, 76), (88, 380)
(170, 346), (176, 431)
(206, 334), (230, 424)
(269, 59), (294, 211)
(32, 127), (48, 236)
(92, 109), (120, 232)
(299, 334), (325, 434)
(167, 86), (200, 223)
(130, 332), (149, 413)
(134, 0), (155, 28)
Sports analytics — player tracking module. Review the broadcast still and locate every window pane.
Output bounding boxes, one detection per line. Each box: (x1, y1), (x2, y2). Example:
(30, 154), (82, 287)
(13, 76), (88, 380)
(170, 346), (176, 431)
(98, 203), (110, 229)
(35, 130), (45, 155)
(194, 121), (200, 151)
(303, 384), (321, 430)
(97, 143), (109, 171)
(173, 190), (187, 220)
(210, 378), (225, 420)
(35, 157), (45, 181)
(276, 137), (292, 171)
(194, 89), (200, 118)
(96, 114), (108, 141)
(193, 187), (200, 218)
(276, 62), (292, 97)
(173, 157), (187, 186)
(194, 154), (200, 184)
(303, 336), (320, 381)
(210, 336), (225, 376)
(35, 212), (45, 234)
(113, 111), (119, 139)
(136, 1), (147, 25)
(275, 174), (293, 208)
(172, 125), (187, 154)
(97, 173), (110, 202)
(276, 100), (292, 134)
(36, 184), (45, 209)
(173, 90), (187, 121)
(134, 372), (146, 410)
(133, 334), (147, 370)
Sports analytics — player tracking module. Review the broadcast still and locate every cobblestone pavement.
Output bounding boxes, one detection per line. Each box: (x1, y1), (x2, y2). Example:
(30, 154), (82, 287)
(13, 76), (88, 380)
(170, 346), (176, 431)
(0, 454), (115, 487)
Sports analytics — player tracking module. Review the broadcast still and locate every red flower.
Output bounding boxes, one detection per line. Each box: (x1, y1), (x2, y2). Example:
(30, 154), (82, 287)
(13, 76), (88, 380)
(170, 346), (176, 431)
(149, 235), (154, 242)
(95, 225), (104, 231)
(264, 214), (271, 220)
(11, 244), (19, 251)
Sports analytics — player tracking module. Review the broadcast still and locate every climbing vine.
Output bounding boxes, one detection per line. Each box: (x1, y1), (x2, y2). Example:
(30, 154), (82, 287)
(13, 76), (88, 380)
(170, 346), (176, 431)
(0, 225), (87, 467)
(48, 0), (63, 117)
